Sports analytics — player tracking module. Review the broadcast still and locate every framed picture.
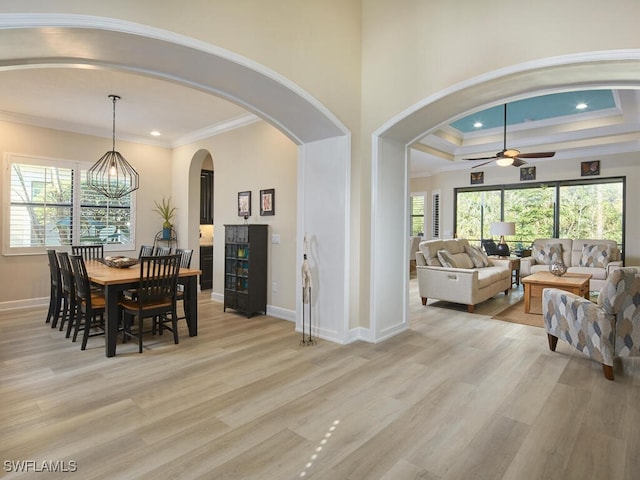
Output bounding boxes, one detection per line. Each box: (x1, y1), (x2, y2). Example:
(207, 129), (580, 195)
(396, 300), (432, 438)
(260, 188), (275, 216)
(520, 166), (536, 181)
(470, 171), (484, 185)
(581, 160), (600, 176)
(237, 191), (251, 217)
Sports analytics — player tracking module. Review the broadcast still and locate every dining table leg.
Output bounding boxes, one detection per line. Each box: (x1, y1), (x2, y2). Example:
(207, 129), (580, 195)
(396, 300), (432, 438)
(184, 276), (198, 337)
(104, 284), (120, 357)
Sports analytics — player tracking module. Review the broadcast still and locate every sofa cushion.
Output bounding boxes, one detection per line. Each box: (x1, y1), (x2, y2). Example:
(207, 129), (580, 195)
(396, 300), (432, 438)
(477, 266), (510, 289)
(466, 245), (489, 268)
(579, 244), (614, 268)
(532, 243), (563, 265)
(452, 252), (474, 269)
(437, 249), (456, 268)
(566, 266), (608, 280)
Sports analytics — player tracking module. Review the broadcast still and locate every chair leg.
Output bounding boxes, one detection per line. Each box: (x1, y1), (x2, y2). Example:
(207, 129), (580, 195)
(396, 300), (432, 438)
(65, 301), (76, 339)
(602, 364), (614, 381)
(421, 297), (427, 305)
(138, 315), (143, 353)
(547, 333), (558, 351)
(81, 315), (91, 350)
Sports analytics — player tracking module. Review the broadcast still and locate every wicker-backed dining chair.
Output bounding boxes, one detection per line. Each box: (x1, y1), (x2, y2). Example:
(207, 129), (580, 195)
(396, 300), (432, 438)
(154, 246), (172, 256)
(46, 250), (64, 328)
(174, 248), (194, 324)
(71, 244), (104, 261)
(56, 251), (78, 339)
(69, 254), (106, 350)
(119, 254), (181, 353)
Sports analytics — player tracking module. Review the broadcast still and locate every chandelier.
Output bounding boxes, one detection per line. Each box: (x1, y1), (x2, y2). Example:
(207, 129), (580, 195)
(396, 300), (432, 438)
(87, 94), (140, 199)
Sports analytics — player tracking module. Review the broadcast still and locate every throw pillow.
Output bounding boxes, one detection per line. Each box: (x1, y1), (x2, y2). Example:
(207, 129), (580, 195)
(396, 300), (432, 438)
(532, 243), (563, 265)
(437, 249), (457, 268)
(465, 245), (489, 268)
(579, 244), (613, 268)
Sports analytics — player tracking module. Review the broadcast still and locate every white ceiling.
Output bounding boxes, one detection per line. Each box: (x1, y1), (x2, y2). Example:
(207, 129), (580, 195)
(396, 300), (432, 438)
(0, 67), (253, 148)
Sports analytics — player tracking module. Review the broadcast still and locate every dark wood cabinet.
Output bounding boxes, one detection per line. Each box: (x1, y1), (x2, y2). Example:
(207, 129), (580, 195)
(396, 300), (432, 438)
(223, 224), (268, 317)
(200, 245), (213, 290)
(200, 170), (214, 224)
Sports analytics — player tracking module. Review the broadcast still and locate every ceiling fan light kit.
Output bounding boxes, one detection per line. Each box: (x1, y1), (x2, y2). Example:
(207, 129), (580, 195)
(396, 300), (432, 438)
(464, 104), (556, 168)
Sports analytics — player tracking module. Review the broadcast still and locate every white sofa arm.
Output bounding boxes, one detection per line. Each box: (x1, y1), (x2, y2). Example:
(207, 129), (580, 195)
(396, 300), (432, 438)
(520, 256), (536, 276)
(606, 261), (624, 276)
(416, 265), (478, 304)
(487, 258), (512, 271)
(415, 251), (427, 267)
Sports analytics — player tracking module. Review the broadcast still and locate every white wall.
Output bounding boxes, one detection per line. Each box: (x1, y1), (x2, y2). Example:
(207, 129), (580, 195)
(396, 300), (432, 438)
(172, 121), (299, 315)
(0, 120), (172, 307)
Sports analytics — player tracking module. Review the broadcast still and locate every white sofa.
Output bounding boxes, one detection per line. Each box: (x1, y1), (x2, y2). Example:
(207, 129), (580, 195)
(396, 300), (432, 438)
(520, 238), (622, 292)
(415, 238), (512, 313)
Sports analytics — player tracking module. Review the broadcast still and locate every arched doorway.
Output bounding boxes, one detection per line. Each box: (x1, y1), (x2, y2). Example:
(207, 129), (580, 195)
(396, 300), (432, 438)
(0, 14), (352, 343)
(370, 50), (640, 341)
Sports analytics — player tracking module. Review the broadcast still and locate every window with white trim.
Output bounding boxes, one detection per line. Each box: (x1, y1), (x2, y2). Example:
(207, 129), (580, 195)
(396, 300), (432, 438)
(4, 154), (135, 255)
(410, 194), (425, 237)
(431, 190), (441, 238)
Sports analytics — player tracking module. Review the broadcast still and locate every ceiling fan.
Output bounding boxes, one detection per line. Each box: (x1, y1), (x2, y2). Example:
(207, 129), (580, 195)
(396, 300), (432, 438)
(463, 104), (555, 168)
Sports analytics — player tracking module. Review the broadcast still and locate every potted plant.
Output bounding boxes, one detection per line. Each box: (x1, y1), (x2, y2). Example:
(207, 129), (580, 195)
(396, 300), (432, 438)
(153, 196), (177, 239)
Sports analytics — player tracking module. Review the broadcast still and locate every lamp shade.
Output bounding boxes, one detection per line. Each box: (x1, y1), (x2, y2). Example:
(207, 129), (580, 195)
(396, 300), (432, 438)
(490, 221), (515, 236)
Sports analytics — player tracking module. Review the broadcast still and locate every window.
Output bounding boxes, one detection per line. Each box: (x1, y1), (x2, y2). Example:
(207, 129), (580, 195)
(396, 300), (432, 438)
(455, 177), (625, 256)
(410, 194), (425, 236)
(456, 190), (500, 239)
(4, 154), (135, 255)
(431, 191), (441, 238)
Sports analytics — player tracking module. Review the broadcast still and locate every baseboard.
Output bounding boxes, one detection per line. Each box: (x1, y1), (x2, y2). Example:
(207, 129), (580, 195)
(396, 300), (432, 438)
(209, 291), (295, 323)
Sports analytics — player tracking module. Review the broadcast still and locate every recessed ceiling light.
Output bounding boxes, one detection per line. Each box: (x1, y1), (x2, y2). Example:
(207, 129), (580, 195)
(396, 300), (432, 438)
(576, 103), (588, 110)
(473, 121), (483, 128)
(150, 130), (161, 136)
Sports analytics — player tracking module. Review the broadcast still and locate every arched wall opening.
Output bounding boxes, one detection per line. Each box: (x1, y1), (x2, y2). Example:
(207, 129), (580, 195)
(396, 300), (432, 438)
(370, 51), (640, 342)
(0, 14), (352, 343)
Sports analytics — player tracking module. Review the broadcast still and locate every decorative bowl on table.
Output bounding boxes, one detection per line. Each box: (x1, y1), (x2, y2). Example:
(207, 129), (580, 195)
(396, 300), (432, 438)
(549, 260), (567, 277)
(100, 256), (139, 268)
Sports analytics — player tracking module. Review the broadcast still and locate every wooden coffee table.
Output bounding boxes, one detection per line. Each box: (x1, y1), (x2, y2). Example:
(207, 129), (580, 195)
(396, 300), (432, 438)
(521, 271), (592, 314)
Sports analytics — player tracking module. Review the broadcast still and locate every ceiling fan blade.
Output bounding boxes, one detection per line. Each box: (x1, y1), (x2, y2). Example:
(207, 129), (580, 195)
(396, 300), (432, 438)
(462, 155), (498, 161)
(472, 159), (496, 168)
(516, 152), (555, 158)
(512, 158), (527, 167)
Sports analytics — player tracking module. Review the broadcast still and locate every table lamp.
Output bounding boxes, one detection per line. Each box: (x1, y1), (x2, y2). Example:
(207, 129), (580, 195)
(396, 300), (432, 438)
(490, 221), (515, 257)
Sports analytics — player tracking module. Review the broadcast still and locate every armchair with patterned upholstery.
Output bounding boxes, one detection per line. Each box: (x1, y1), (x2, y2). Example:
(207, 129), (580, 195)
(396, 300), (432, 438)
(542, 267), (640, 380)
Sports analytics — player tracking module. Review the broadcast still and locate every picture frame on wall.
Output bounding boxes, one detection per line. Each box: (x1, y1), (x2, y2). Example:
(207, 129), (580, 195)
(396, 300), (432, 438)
(260, 188), (275, 216)
(520, 166), (536, 181)
(581, 160), (600, 176)
(470, 171), (484, 185)
(238, 191), (251, 217)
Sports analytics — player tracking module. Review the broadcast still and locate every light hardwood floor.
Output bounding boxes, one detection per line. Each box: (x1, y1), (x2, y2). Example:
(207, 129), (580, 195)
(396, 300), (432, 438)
(1, 281), (639, 479)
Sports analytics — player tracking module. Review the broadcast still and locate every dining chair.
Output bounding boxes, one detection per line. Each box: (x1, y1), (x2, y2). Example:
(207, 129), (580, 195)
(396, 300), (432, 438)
(119, 254), (181, 353)
(138, 245), (154, 258)
(69, 254), (106, 350)
(46, 250), (64, 328)
(56, 251), (78, 338)
(174, 248), (194, 324)
(71, 244), (104, 261)
(154, 246), (172, 256)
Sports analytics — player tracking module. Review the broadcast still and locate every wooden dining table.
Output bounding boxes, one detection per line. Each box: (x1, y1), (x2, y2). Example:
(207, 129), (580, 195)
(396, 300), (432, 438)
(84, 259), (201, 357)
